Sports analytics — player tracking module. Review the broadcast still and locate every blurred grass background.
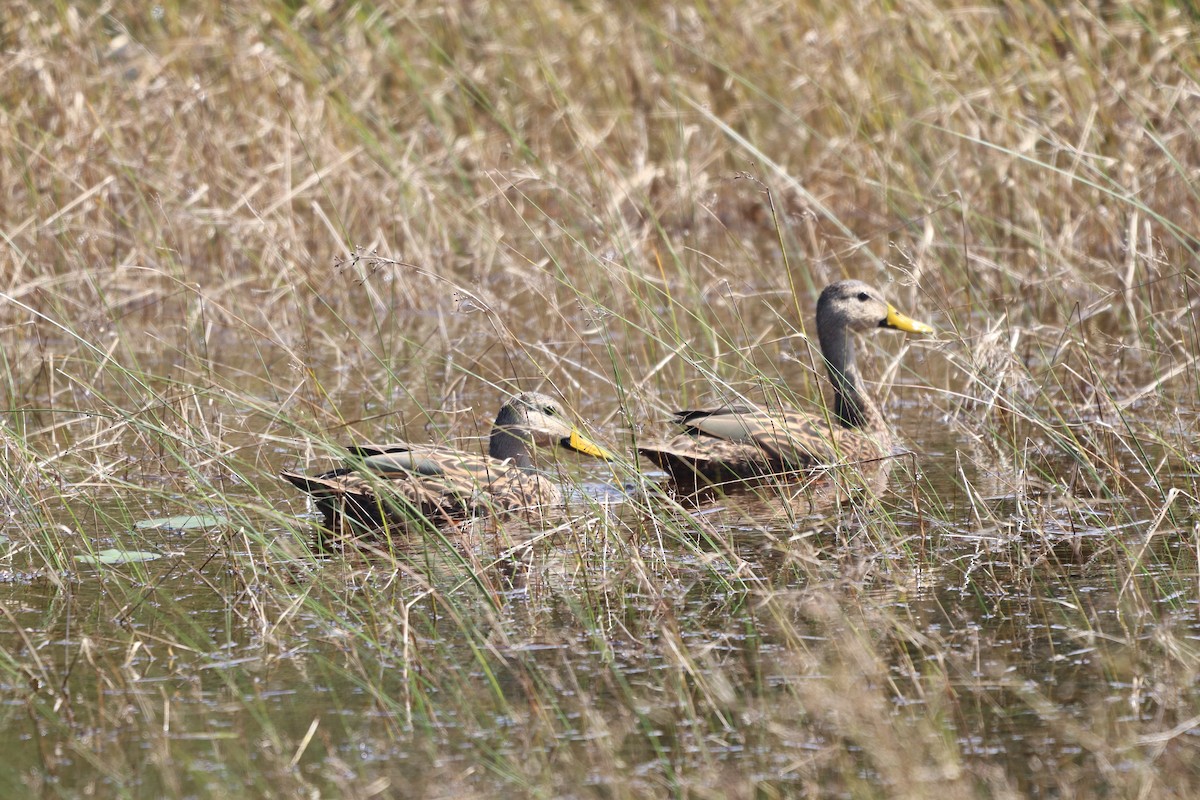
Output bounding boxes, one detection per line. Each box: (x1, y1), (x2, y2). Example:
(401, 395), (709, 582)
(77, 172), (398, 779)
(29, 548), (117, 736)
(1, 1), (1199, 797)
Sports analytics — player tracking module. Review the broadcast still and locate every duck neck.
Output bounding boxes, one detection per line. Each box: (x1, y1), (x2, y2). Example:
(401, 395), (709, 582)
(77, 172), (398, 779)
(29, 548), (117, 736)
(489, 410), (535, 470)
(817, 323), (886, 434)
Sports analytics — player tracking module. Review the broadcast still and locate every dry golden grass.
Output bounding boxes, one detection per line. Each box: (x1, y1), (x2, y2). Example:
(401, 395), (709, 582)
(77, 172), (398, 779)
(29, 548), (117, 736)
(1, 0), (1199, 797)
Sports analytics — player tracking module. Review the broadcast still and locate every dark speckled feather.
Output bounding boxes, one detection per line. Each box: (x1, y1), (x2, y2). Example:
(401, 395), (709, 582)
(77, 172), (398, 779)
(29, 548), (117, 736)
(282, 393), (611, 534)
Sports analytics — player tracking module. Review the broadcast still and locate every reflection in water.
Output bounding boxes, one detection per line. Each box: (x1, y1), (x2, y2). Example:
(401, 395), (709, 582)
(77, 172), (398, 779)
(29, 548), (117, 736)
(638, 454), (895, 535)
(0, 285), (1197, 797)
(1, 398), (1197, 797)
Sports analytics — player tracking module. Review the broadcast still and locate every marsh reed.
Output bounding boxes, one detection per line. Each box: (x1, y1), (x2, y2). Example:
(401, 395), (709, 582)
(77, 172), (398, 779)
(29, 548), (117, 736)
(0, 1), (1198, 796)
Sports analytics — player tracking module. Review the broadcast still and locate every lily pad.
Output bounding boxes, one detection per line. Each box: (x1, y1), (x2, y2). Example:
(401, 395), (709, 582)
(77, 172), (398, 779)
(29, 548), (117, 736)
(136, 514), (224, 531)
(76, 549), (162, 566)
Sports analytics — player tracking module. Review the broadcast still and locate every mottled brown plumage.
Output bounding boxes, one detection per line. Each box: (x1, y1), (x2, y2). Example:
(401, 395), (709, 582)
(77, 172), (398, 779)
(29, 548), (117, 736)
(639, 280), (933, 492)
(282, 392), (612, 533)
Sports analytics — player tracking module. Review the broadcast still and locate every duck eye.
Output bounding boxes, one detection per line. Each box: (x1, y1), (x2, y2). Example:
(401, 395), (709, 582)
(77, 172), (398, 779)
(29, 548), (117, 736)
(857, 292), (869, 302)
(542, 405), (557, 416)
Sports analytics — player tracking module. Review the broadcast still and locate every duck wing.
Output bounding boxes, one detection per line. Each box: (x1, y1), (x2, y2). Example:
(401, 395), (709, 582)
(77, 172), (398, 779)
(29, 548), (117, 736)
(638, 404), (882, 489)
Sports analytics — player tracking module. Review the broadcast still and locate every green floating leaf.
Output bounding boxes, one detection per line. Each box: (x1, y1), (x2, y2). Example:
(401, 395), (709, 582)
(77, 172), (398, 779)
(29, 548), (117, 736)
(76, 549), (162, 566)
(136, 514), (224, 531)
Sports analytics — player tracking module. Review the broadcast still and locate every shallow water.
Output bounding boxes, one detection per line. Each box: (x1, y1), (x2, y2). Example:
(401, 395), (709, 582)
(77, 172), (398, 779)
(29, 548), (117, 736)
(0, 285), (1197, 797)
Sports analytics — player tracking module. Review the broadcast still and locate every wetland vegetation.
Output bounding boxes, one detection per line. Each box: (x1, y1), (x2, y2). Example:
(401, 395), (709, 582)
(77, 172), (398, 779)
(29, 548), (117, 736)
(1, 0), (1199, 797)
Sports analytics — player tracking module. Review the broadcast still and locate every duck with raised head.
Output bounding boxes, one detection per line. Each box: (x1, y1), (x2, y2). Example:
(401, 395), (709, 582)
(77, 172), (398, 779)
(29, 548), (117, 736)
(282, 392), (613, 533)
(638, 280), (933, 492)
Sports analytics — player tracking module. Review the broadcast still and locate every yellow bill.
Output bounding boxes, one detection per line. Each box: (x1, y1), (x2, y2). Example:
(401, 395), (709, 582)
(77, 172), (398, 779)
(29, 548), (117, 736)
(885, 305), (935, 334)
(564, 429), (614, 460)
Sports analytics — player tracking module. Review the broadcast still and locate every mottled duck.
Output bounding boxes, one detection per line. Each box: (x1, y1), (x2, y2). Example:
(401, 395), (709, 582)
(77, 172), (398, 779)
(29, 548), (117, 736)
(282, 392), (612, 533)
(638, 280), (933, 491)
